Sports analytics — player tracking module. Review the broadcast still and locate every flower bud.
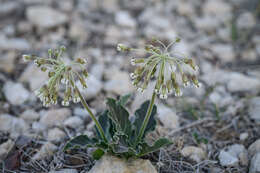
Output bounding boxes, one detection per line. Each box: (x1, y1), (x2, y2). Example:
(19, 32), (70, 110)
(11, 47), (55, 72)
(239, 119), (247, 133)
(23, 55), (31, 62)
(76, 58), (87, 65)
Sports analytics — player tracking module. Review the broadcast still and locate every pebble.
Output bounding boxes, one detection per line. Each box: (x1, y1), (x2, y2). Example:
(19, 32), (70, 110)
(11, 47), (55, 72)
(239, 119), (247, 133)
(26, 6), (68, 29)
(0, 35), (30, 51)
(237, 12), (256, 29)
(0, 51), (16, 73)
(89, 154), (157, 173)
(203, 0), (231, 20)
(0, 139), (14, 160)
(249, 152), (260, 173)
(64, 116), (83, 129)
(248, 139), (260, 158)
(211, 44), (235, 62)
(115, 11), (136, 28)
(239, 132), (249, 141)
(248, 97), (260, 123)
(157, 105), (179, 129)
(20, 109), (40, 121)
(181, 146), (207, 163)
(33, 142), (57, 160)
(0, 1), (21, 17)
(47, 128), (66, 142)
(3, 81), (30, 105)
(0, 114), (29, 138)
(40, 108), (71, 127)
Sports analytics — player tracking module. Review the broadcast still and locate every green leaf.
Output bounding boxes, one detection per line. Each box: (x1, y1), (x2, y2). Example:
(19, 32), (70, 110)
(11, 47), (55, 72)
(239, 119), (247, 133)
(92, 148), (105, 160)
(106, 98), (132, 137)
(96, 110), (114, 141)
(118, 94), (131, 106)
(138, 138), (172, 157)
(64, 135), (98, 151)
(133, 101), (157, 139)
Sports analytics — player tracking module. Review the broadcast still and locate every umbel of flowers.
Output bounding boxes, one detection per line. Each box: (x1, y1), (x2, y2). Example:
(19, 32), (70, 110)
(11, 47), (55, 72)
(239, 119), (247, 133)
(23, 38), (200, 161)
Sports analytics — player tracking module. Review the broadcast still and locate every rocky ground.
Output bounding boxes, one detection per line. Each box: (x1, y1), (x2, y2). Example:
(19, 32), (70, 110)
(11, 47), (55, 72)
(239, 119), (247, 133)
(0, 0), (260, 172)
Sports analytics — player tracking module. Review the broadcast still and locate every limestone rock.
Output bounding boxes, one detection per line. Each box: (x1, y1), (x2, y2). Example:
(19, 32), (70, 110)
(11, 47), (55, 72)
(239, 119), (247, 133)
(181, 146), (207, 163)
(248, 139), (260, 158)
(89, 155), (157, 173)
(40, 108), (71, 127)
(248, 97), (260, 123)
(47, 128), (66, 142)
(249, 152), (260, 173)
(157, 105), (179, 129)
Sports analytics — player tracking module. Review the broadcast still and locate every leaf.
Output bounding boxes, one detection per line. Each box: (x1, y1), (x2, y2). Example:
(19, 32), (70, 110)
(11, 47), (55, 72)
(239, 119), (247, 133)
(64, 135), (98, 151)
(133, 101), (157, 139)
(92, 148), (105, 160)
(106, 98), (132, 137)
(96, 110), (114, 141)
(138, 138), (172, 157)
(118, 94), (131, 106)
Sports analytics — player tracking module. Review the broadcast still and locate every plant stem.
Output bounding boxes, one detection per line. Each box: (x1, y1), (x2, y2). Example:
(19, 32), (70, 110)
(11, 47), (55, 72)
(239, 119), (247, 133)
(136, 91), (156, 144)
(75, 86), (107, 142)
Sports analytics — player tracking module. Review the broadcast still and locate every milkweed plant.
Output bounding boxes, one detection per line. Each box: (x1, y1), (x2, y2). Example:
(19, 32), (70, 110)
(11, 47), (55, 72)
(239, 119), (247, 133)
(23, 38), (200, 160)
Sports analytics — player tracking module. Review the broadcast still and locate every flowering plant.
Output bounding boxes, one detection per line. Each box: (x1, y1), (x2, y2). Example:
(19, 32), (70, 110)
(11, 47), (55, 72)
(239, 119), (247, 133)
(23, 38), (199, 160)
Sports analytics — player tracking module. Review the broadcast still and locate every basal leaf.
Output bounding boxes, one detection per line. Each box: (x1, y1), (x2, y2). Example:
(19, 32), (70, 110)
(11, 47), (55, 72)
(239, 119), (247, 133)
(106, 98), (132, 137)
(133, 101), (157, 139)
(96, 110), (114, 141)
(118, 94), (131, 106)
(92, 148), (105, 160)
(64, 135), (98, 151)
(138, 138), (172, 157)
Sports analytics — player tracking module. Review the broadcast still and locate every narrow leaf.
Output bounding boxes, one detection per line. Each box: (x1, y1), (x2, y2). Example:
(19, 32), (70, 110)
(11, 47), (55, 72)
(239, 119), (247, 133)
(138, 138), (172, 157)
(64, 135), (98, 151)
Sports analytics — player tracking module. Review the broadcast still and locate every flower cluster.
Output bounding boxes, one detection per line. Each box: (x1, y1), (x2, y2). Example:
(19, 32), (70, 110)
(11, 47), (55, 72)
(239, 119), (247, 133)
(117, 38), (200, 99)
(23, 46), (88, 107)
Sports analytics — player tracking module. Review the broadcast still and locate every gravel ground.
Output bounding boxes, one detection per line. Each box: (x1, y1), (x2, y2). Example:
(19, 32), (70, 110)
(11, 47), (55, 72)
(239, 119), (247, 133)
(0, 0), (260, 172)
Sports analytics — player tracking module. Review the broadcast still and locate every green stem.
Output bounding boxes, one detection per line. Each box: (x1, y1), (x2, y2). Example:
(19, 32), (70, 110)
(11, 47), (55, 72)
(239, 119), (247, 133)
(75, 86), (107, 142)
(136, 92), (156, 144)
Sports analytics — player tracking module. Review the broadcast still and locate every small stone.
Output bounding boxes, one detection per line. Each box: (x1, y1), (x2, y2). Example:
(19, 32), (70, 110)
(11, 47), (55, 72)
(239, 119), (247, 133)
(227, 73), (260, 92)
(157, 105), (179, 129)
(0, 35), (30, 51)
(248, 139), (260, 158)
(176, 1), (194, 16)
(69, 21), (89, 41)
(0, 114), (29, 138)
(237, 12), (256, 29)
(203, 0), (231, 20)
(0, 1), (20, 17)
(239, 132), (249, 141)
(76, 75), (102, 99)
(181, 146), (207, 163)
(211, 44), (235, 62)
(248, 97), (260, 123)
(32, 122), (47, 133)
(115, 11), (136, 28)
(104, 70), (134, 95)
(89, 154), (157, 173)
(249, 152), (260, 173)
(26, 6), (68, 29)
(3, 81), (30, 105)
(33, 142), (57, 160)
(90, 64), (105, 80)
(64, 116), (83, 129)
(219, 150), (238, 166)
(194, 16), (220, 32)
(0, 140), (14, 160)
(20, 109), (40, 121)
(0, 51), (16, 73)
(40, 108), (71, 128)
(49, 169), (78, 173)
(47, 128), (66, 142)
(19, 64), (49, 91)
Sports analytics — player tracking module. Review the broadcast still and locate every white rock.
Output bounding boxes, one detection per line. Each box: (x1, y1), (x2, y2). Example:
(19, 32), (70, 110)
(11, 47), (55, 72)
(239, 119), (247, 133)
(248, 139), (260, 158)
(157, 105), (179, 129)
(211, 44), (235, 62)
(73, 107), (95, 120)
(0, 139), (14, 160)
(115, 11), (137, 28)
(64, 116), (83, 129)
(0, 51), (16, 73)
(237, 12), (256, 29)
(194, 16), (220, 32)
(49, 169), (78, 173)
(47, 128), (66, 142)
(19, 64), (49, 91)
(219, 144), (248, 166)
(0, 114), (29, 138)
(33, 142), (57, 160)
(249, 152), (260, 173)
(90, 64), (105, 80)
(104, 70), (134, 95)
(239, 133), (249, 141)
(219, 150), (238, 166)
(26, 6), (68, 29)
(248, 97), (260, 123)
(20, 109), (40, 121)
(0, 1), (20, 17)
(203, 0), (231, 20)
(76, 75), (102, 99)
(4, 81), (30, 105)
(89, 154), (157, 173)
(227, 73), (260, 92)
(40, 108), (71, 127)
(32, 122), (47, 133)
(181, 146), (207, 163)
(0, 35), (30, 51)
(69, 21), (89, 41)
(176, 1), (194, 16)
